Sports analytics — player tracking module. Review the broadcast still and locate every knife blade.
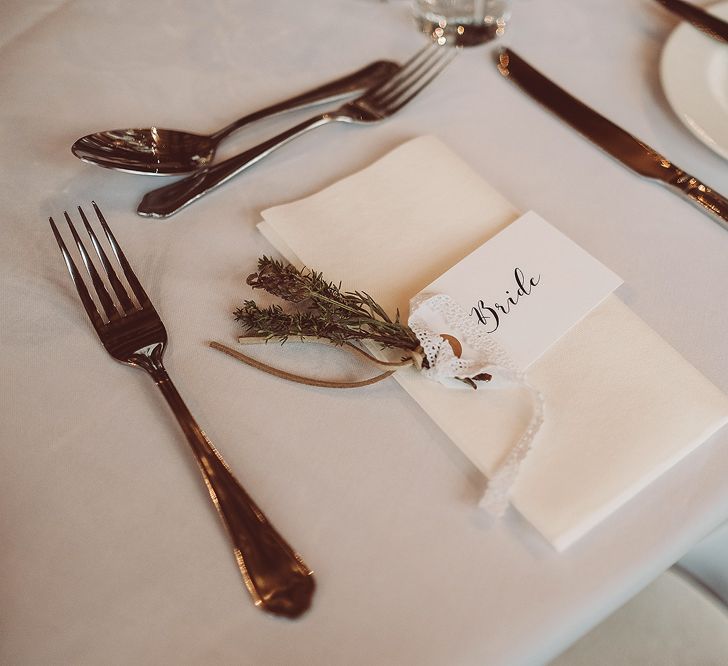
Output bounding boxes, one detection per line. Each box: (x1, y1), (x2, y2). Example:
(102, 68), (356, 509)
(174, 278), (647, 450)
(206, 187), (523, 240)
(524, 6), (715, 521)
(654, 0), (728, 44)
(497, 49), (728, 232)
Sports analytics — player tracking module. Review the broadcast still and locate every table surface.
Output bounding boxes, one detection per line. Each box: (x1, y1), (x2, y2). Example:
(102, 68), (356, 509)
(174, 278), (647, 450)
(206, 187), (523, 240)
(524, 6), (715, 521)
(2, 1), (728, 664)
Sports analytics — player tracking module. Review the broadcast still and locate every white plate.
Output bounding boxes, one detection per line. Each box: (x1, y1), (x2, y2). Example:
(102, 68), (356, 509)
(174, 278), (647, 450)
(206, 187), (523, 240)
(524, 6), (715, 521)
(660, 0), (728, 159)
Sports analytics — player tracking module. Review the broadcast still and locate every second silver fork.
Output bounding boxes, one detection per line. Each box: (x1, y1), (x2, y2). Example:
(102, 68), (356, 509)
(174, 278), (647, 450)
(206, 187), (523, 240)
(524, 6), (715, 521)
(50, 203), (315, 618)
(137, 43), (457, 218)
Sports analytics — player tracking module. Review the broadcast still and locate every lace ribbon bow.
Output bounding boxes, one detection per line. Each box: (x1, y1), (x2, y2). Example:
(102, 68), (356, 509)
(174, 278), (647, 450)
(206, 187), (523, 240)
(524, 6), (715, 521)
(408, 293), (544, 516)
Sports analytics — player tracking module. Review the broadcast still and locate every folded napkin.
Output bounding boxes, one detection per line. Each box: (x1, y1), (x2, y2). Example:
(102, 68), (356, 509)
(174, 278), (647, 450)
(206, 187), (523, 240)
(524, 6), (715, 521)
(258, 136), (728, 551)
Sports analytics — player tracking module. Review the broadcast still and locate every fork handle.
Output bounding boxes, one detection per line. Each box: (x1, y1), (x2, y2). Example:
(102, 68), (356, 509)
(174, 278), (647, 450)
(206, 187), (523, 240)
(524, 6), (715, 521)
(147, 361), (315, 618)
(209, 60), (398, 142)
(137, 113), (333, 218)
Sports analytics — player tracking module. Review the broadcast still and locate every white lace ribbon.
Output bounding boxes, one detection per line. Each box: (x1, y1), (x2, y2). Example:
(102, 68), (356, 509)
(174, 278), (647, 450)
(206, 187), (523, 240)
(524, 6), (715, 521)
(408, 293), (544, 516)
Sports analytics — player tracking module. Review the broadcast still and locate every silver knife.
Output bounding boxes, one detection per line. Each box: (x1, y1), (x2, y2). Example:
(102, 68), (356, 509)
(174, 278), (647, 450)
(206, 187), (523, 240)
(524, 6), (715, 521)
(654, 0), (728, 43)
(498, 49), (728, 232)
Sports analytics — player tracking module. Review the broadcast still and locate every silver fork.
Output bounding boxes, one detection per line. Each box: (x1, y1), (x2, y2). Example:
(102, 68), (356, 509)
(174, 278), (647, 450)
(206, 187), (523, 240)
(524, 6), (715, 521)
(49, 203), (315, 618)
(137, 43), (458, 218)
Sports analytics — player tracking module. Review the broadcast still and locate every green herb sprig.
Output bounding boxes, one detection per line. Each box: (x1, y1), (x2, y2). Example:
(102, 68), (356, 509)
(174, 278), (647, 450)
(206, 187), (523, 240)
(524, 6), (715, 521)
(235, 257), (420, 352)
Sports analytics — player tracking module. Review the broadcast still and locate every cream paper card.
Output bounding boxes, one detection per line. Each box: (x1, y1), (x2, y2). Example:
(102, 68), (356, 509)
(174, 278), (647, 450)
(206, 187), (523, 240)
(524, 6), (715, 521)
(257, 136), (728, 551)
(419, 210), (623, 370)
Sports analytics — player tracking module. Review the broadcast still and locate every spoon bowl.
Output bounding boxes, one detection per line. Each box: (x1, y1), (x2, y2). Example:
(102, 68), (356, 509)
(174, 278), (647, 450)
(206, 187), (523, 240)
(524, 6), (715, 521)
(72, 128), (217, 175)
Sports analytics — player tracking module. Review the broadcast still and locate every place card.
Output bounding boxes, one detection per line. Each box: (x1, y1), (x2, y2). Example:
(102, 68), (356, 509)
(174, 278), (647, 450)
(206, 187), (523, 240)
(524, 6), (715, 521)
(418, 210), (623, 369)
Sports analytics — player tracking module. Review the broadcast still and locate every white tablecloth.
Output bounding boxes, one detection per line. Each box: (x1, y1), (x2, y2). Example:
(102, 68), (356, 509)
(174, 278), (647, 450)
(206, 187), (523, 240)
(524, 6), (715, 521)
(2, 1), (727, 664)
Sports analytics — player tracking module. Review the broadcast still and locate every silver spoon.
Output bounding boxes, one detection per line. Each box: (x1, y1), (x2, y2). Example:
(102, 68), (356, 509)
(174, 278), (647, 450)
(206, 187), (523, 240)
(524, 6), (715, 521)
(71, 60), (399, 175)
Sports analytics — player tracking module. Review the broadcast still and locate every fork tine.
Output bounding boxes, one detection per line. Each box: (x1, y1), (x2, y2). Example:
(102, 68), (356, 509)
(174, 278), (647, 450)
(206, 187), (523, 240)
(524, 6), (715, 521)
(49, 215), (105, 331)
(373, 46), (445, 106)
(91, 201), (150, 306)
(366, 43), (439, 101)
(64, 210), (121, 322)
(384, 47), (457, 114)
(78, 206), (136, 314)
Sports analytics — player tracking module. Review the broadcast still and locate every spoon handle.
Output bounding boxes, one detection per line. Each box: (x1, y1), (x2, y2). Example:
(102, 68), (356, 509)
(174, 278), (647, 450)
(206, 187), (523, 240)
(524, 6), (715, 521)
(137, 114), (333, 218)
(210, 60), (399, 142)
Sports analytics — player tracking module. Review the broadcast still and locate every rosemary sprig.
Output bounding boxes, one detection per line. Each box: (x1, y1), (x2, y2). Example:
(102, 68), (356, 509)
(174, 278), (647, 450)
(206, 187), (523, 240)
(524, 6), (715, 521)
(235, 257), (420, 352)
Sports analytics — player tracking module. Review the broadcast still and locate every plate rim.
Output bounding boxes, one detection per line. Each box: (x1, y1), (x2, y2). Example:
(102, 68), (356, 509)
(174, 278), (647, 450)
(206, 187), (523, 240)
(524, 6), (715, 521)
(659, 0), (728, 160)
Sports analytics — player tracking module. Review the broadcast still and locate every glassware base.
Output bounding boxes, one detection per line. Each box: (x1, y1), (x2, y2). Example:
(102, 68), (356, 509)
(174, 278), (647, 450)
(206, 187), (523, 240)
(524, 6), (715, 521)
(415, 14), (506, 46)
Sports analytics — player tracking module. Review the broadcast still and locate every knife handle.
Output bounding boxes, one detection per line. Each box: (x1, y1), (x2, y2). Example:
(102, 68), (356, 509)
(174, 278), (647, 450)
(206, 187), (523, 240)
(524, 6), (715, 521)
(667, 169), (728, 232)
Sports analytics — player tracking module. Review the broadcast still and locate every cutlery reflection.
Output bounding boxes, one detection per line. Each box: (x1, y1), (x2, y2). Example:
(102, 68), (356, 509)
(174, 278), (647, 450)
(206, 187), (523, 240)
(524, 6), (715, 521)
(137, 43), (458, 218)
(71, 60), (399, 175)
(49, 203), (315, 618)
(654, 0), (728, 43)
(498, 49), (728, 231)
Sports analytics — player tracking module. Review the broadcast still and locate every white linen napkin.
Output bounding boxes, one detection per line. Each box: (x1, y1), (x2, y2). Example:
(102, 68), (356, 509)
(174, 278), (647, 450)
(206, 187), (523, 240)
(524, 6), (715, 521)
(258, 136), (728, 551)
